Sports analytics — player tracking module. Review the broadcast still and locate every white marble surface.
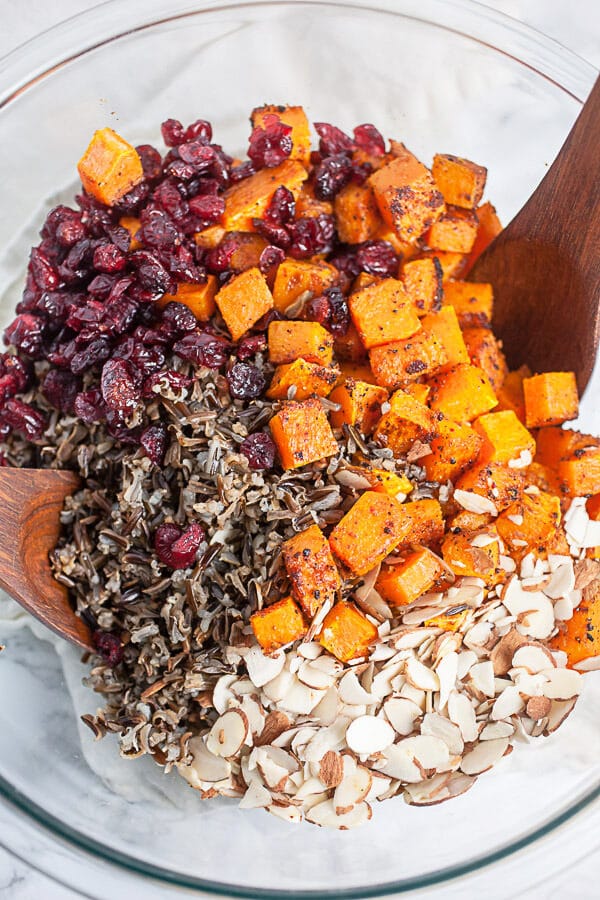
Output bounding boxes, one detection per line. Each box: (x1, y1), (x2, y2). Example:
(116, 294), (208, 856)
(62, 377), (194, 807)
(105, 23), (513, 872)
(0, 1), (599, 897)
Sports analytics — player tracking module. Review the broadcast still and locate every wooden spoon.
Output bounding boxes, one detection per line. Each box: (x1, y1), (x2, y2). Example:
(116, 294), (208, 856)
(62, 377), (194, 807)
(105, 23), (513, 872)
(470, 76), (600, 394)
(0, 468), (93, 650)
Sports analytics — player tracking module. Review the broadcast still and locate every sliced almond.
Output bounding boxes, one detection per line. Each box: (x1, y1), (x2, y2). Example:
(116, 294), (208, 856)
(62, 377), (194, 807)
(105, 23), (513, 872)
(365, 771), (392, 801)
(406, 656), (440, 692)
(306, 799), (372, 829)
(421, 712), (464, 756)
(311, 686), (339, 725)
(502, 577), (555, 639)
(245, 646), (285, 687)
(461, 737), (509, 775)
(384, 697), (422, 736)
(262, 667), (295, 703)
(511, 643), (556, 674)
(479, 721), (514, 741)
(491, 685), (524, 720)
(239, 779), (272, 809)
(542, 667), (582, 700)
(376, 742), (423, 783)
(339, 671), (376, 706)
(255, 711), (292, 747)
(303, 718), (351, 762)
(491, 629), (529, 675)
(526, 695), (552, 720)
(543, 561), (575, 599)
(544, 698), (578, 734)
(404, 771), (475, 806)
(180, 736), (231, 785)
(298, 658), (337, 690)
(278, 679), (325, 715)
(448, 691), (478, 742)
(319, 750), (344, 789)
(346, 715), (395, 755)
(297, 641), (323, 660)
(268, 803), (302, 824)
(468, 661), (495, 698)
(436, 650), (458, 711)
(333, 755), (372, 813)
(453, 489), (498, 516)
(206, 708), (249, 758)
(212, 674), (238, 714)
(574, 656), (600, 672)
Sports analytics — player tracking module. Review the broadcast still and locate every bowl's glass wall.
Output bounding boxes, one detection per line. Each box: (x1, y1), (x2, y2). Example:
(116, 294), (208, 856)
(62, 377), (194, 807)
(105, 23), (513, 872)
(0, 1), (599, 896)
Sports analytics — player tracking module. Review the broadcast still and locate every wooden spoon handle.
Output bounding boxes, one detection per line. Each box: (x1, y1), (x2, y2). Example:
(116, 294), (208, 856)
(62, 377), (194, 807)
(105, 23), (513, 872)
(0, 468), (93, 650)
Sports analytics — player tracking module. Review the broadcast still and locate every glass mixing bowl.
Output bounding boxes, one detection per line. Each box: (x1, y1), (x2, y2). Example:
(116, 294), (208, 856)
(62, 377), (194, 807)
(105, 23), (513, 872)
(0, 1), (599, 897)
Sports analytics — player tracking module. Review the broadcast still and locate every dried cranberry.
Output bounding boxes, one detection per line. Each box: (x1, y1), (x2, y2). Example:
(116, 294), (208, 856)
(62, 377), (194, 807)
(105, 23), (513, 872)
(160, 301), (198, 333)
(4, 314), (44, 357)
(314, 122), (354, 156)
(93, 630), (124, 666)
(236, 333), (268, 361)
(329, 248), (361, 284)
(130, 250), (175, 295)
(0, 374), (17, 403)
(73, 389), (106, 423)
(264, 186), (296, 225)
(304, 294), (331, 328)
(258, 245), (285, 277)
(113, 339), (165, 375)
(100, 359), (140, 414)
(314, 154), (353, 200)
(42, 369), (81, 412)
(161, 118), (185, 147)
(177, 141), (216, 172)
(288, 214), (336, 259)
(113, 182), (150, 215)
(139, 208), (179, 249)
(140, 423), (168, 465)
(136, 144), (163, 180)
(184, 119), (212, 144)
(204, 241), (235, 274)
(29, 248), (60, 291)
(2, 399), (46, 439)
(226, 361), (266, 400)
(248, 115), (292, 169)
(173, 331), (230, 369)
(356, 240), (399, 277)
(142, 369), (191, 398)
(154, 522), (205, 569)
(93, 243), (127, 273)
(350, 161), (372, 184)
(327, 287), (350, 337)
(1, 355), (29, 392)
(70, 338), (111, 375)
(253, 219), (291, 249)
(240, 432), (276, 470)
(189, 194), (225, 223)
(230, 160), (256, 183)
(353, 123), (386, 156)
(153, 180), (187, 220)
(56, 216), (86, 247)
(106, 224), (132, 253)
(42, 205), (80, 240)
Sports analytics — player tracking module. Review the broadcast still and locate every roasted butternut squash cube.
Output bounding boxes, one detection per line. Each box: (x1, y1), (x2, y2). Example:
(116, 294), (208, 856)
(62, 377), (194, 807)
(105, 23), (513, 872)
(337, 361), (377, 384)
(535, 427), (598, 469)
(474, 410), (536, 466)
(272, 258), (338, 312)
(496, 365), (531, 423)
(223, 159), (308, 232)
(455, 461), (524, 511)
(462, 327), (508, 393)
(421, 306), (470, 370)
(215, 267), (273, 341)
(250, 596), (307, 652)
(404, 383), (431, 405)
(329, 491), (406, 575)
(523, 372), (579, 428)
(496, 490), (562, 552)
(194, 224), (226, 249)
(157, 277), (217, 321)
(443, 281), (493, 327)
(550, 582), (600, 667)
(393, 498), (445, 549)
(428, 364), (498, 423)
(228, 232), (269, 272)
(295, 182), (333, 218)
(464, 202), (502, 274)
(369, 146), (445, 241)
(376, 227), (421, 261)
(425, 207), (479, 253)
(318, 602), (379, 663)
(362, 468), (413, 500)
(431, 154), (487, 209)
(400, 257), (443, 316)
(282, 524), (341, 618)
(376, 546), (446, 606)
(441, 529), (500, 581)
(267, 359), (339, 401)
(373, 388), (440, 455)
(77, 128), (144, 206)
(422, 418), (483, 484)
(334, 183), (382, 244)
(251, 104), (311, 165)
(558, 448), (600, 496)
(329, 379), (388, 434)
(349, 279), (421, 350)
(269, 398), (338, 470)
(369, 332), (447, 390)
(419, 250), (468, 280)
(424, 609), (470, 632)
(334, 323), (368, 363)
(268, 320), (333, 365)
(526, 461), (561, 497)
(447, 509), (492, 535)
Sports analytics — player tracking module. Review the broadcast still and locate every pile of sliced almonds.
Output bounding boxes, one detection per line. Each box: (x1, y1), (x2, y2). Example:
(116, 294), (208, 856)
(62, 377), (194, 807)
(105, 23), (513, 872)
(177, 501), (597, 828)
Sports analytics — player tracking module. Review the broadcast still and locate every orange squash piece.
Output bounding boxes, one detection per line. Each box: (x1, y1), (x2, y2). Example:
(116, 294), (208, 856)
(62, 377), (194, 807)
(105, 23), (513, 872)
(421, 306), (470, 370)
(334, 183), (382, 244)
(405, 383), (431, 405)
(215, 267), (273, 341)
(267, 359), (339, 401)
(400, 257), (443, 316)
(78, 128), (144, 207)
(222, 159), (308, 232)
(329, 491), (406, 575)
(425, 207), (479, 253)
(282, 524), (341, 618)
(337, 360), (377, 384)
(550, 583), (600, 668)
(250, 596), (307, 652)
(334, 322), (368, 363)
(251, 104), (311, 165)
(441, 529), (500, 581)
(474, 410), (536, 466)
(272, 258), (338, 312)
(373, 388), (440, 455)
(329, 379), (388, 434)
(464, 202), (502, 274)
(455, 461), (524, 511)
(376, 546), (447, 606)
(349, 279), (421, 350)
(496, 490), (562, 552)
(295, 182), (333, 218)
(558, 448), (600, 497)
(422, 418), (483, 484)
(393, 498), (445, 549)
(443, 281), (493, 327)
(157, 277), (217, 320)
(535, 427), (598, 469)
(447, 509), (492, 536)
(318, 602), (379, 663)
(268, 320), (333, 365)
(269, 398), (338, 470)
(526, 461), (561, 498)
(369, 331), (447, 390)
(194, 224), (226, 249)
(428, 364), (498, 423)
(496, 365), (531, 423)
(523, 372), (579, 428)
(227, 233), (269, 272)
(369, 145), (445, 242)
(119, 216), (142, 249)
(424, 609), (470, 633)
(431, 154), (487, 209)
(418, 250), (468, 281)
(361, 468), (413, 499)
(462, 327), (508, 393)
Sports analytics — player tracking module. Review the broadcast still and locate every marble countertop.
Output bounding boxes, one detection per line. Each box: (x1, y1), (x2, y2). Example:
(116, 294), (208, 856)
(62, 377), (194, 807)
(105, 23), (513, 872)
(0, 1), (599, 897)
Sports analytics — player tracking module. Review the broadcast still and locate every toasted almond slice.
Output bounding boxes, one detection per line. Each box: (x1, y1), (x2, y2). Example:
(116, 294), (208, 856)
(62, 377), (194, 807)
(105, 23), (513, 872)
(311, 686), (339, 725)
(502, 577), (555, 639)
(468, 661), (495, 698)
(295, 776), (331, 800)
(544, 697), (578, 733)
(255, 746), (298, 790)
(339, 671), (376, 706)
(392, 628), (439, 650)
(491, 685), (524, 720)
(542, 667), (582, 700)
(206, 708), (249, 758)
(421, 712), (464, 756)
(278, 679), (326, 715)
(511, 643), (557, 674)
(237, 695), (266, 739)
(290, 726), (318, 757)
(448, 691), (478, 742)
(355, 587), (393, 622)
(239, 779), (272, 809)
(318, 750), (344, 789)
(333, 756), (372, 812)
(306, 799), (372, 829)
(365, 771), (392, 801)
(454, 489), (498, 516)
(262, 667), (295, 703)
(553, 596), (574, 621)
(179, 737), (232, 785)
(491, 629), (529, 675)
(231, 677), (256, 696)
(244, 647), (286, 687)
(456, 650), (478, 680)
(406, 656), (440, 692)
(376, 742), (422, 783)
(298, 659), (337, 690)
(404, 771), (476, 806)
(268, 803), (302, 824)
(436, 651), (458, 711)
(384, 697), (422, 736)
(298, 641), (324, 660)
(256, 711), (292, 747)
(212, 674), (238, 714)
(543, 561), (575, 599)
(464, 622), (493, 648)
(461, 737), (509, 775)
(574, 655), (600, 672)
(479, 721), (514, 740)
(346, 715), (395, 755)
(303, 718), (351, 762)
(399, 682), (427, 709)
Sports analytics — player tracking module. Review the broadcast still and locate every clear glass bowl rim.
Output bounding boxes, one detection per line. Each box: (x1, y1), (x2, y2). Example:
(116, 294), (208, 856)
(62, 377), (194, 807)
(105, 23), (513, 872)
(0, 0), (598, 896)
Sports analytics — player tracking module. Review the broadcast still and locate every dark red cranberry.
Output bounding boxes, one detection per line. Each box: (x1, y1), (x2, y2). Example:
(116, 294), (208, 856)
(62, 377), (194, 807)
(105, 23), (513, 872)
(177, 141), (216, 172)
(356, 240), (399, 277)
(104, 296), (138, 333)
(113, 338), (165, 375)
(130, 250), (175, 295)
(189, 194), (225, 223)
(161, 118), (185, 147)
(41, 205), (80, 240)
(70, 338), (111, 375)
(264, 186), (296, 225)
(173, 331), (230, 369)
(253, 308), (284, 332)
(160, 301), (198, 333)
(226, 361), (266, 400)
(140, 423), (168, 465)
(304, 294), (331, 328)
(314, 154), (353, 200)
(142, 369), (191, 398)
(139, 208), (179, 249)
(258, 245), (285, 278)
(73, 389), (106, 423)
(56, 216), (87, 247)
(350, 161), (373, 184)
(167, 159), (197, 181)
(253, 219), (291, 249)
(101, 358), (140, 413)
(93, 243), (127, 273)
(353, 123), (386, 156)
(29, 248), (60, 291)
(314, 122), (354, 156)
(248, 115), (293, 169)
(327, 287), (350, 337)
(154, 521), (205, 569)
(106, 224), (132, 253)
(184, 119), (212, 144)
(329, 248), (361, 283)
(153, 180), (187, 220)
(136, 144), (163, 180)
(236, 333), (268, 360)
(0, 373), (17, 403)
(288, 214), (336, 259)
(93, 630), (124, 666)
(113, 182), (150, 215)
(230, 160), (256, 183)
(1, 355), (29, 392)
(42, 369), (81, 412)
(4, 314), (44, 357)
(240, 432), (276, 470)
(2, 399), (46, 439)
(204, 240), (235, 274)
